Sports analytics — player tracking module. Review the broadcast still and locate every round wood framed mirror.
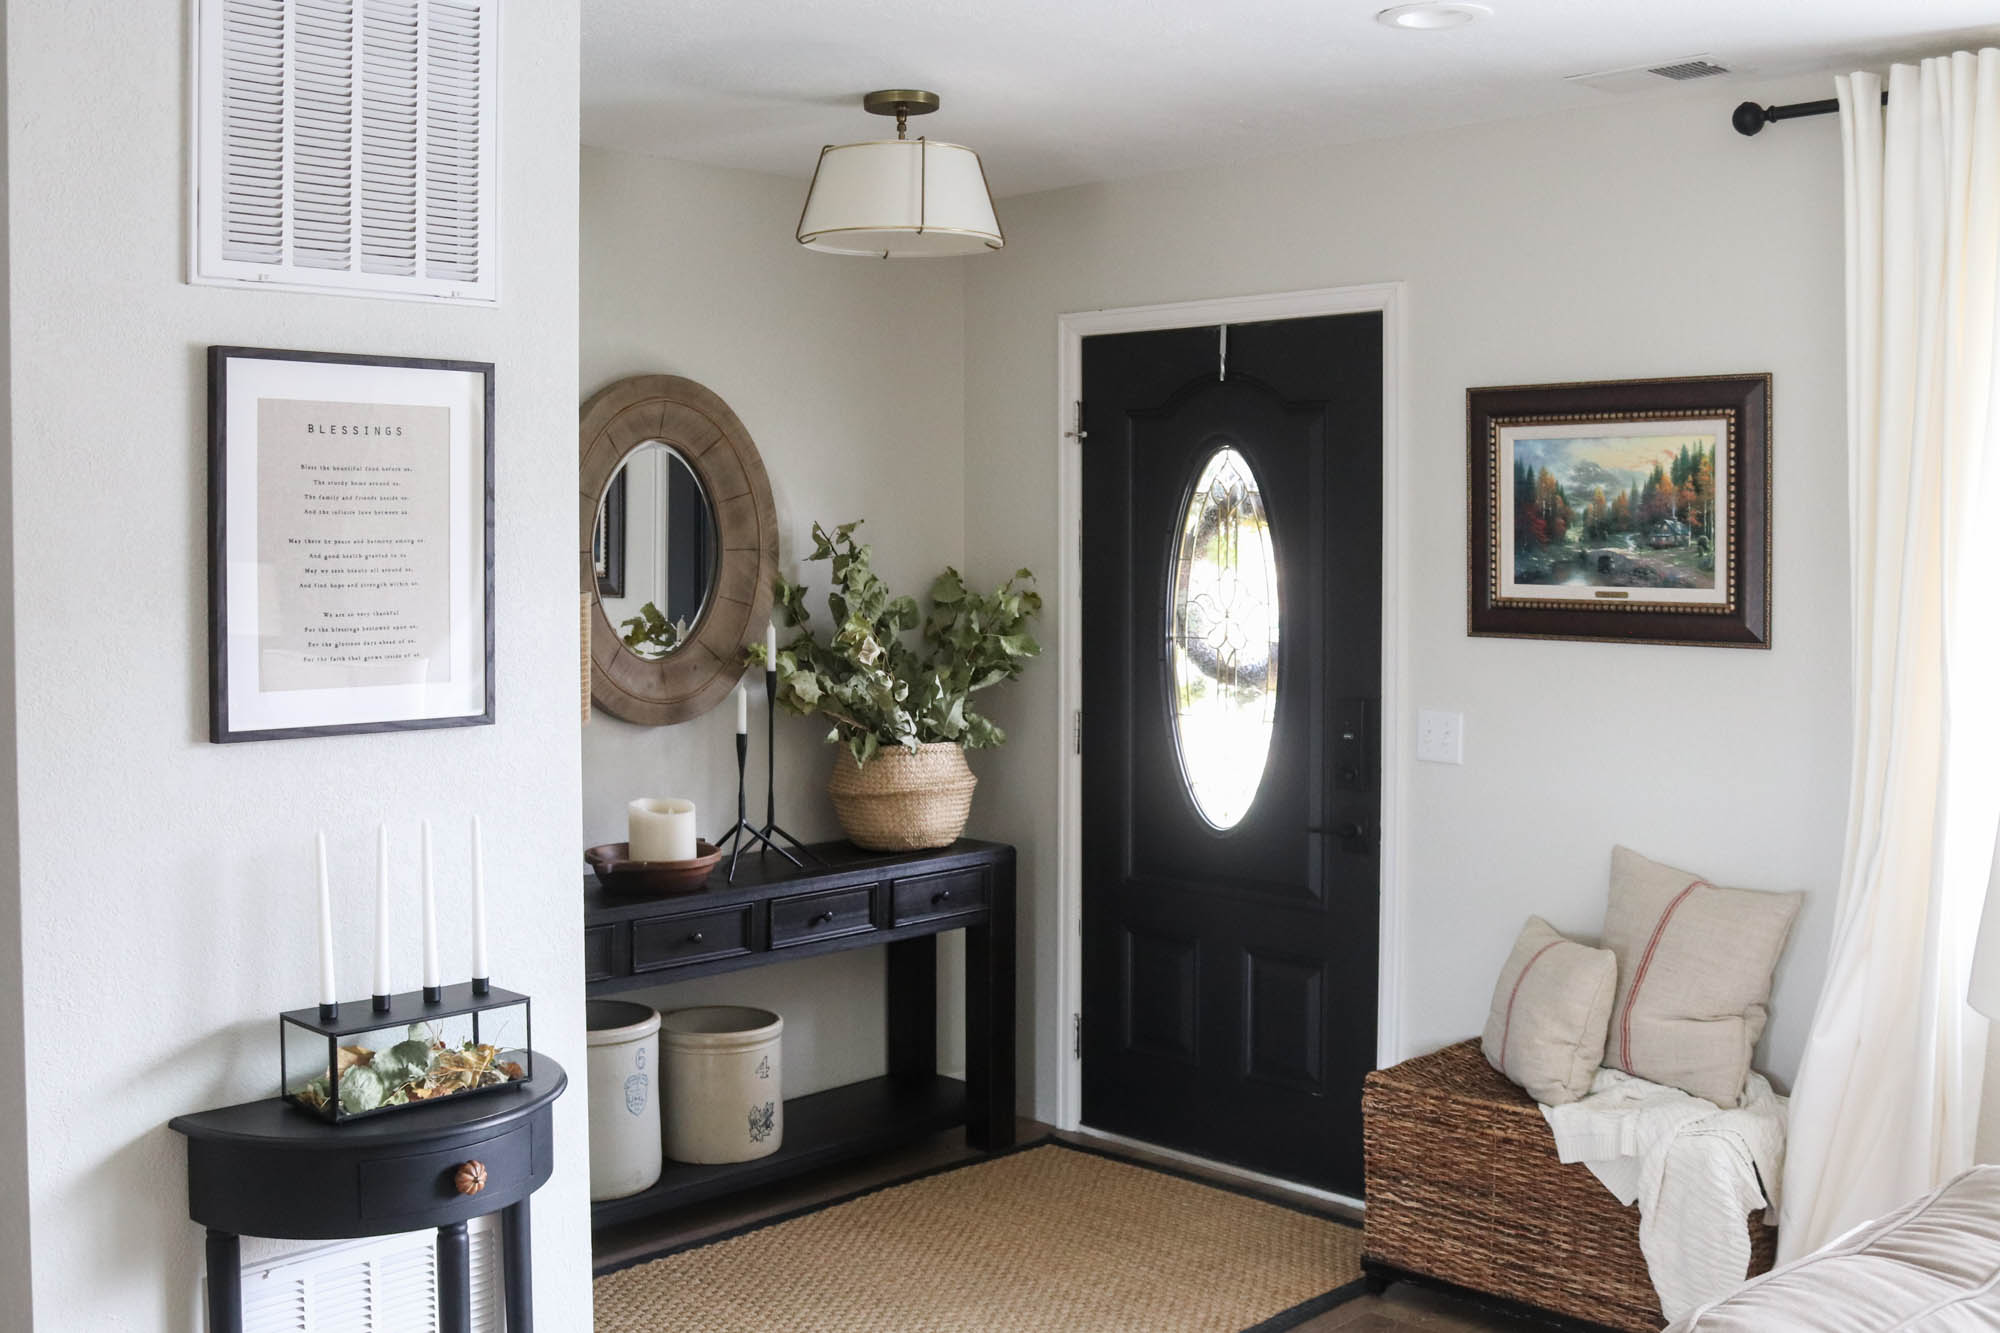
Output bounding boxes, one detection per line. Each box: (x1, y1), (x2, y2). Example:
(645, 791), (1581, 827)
(580, 374), (778, 726)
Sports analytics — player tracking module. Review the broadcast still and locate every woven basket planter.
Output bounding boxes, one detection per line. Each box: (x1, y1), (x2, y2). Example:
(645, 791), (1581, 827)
(827, 742), (977, 851)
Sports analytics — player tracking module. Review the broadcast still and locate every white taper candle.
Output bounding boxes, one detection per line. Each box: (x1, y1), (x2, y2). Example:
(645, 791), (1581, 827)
(316, 831), (336, 1007)
(471, 815), (489, 982)
(765, 620), (777, 668)
(420, 819), (440, 991)
(735, 682), (748, 734)
(374, 824), (391, 997)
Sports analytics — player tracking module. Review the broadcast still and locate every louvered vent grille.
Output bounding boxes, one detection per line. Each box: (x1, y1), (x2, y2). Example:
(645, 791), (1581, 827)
(194, 0), (498, 302)
(225, 1225), (501, 1333)
(1649, 59), (1729, 81)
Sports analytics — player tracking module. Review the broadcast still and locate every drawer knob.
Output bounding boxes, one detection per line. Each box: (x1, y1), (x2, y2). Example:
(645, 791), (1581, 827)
(687, 931), (705, 944)
(812, 911), (836, 926)
(455, 1161), (487, 1196)
(932, 889), (952, 904)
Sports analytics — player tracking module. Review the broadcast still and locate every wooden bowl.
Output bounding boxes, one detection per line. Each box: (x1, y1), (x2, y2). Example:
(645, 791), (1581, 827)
(585, 841), (723, 896)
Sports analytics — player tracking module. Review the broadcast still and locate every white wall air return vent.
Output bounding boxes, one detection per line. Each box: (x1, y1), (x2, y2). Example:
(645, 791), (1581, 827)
(1566, 55), (1732, 96)
(223, 1223), (503, 1333)
(192, 0), (499, 303)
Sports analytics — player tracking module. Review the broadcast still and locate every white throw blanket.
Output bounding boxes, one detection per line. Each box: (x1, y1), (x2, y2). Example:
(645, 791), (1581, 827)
(1541, 1067), (1787, 1322)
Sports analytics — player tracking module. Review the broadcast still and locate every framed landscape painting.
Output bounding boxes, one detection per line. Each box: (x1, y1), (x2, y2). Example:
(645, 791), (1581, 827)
(1467, 374), (1771, 648)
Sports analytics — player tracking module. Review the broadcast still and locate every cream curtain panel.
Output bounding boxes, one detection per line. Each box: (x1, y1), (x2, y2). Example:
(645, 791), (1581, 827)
(1779, 51), (2000, 1263)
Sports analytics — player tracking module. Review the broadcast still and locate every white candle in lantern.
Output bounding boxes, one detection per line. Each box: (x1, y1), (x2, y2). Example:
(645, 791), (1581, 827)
(373, 824), (391, 998)
(420, 819), (440, 991)
(470, 815), (489, 982)
(735, 682), (748, 733)
(765, 621), (777, 669)
(315, 832), (336, 1007)
(630, 797), (698, 862)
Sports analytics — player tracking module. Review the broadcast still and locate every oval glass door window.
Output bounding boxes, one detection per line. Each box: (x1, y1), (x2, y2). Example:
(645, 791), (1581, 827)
(1169, 445), (1280, 829)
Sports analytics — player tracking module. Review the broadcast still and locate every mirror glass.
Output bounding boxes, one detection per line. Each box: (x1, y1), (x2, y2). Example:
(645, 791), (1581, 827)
(592, 441), (719, 659)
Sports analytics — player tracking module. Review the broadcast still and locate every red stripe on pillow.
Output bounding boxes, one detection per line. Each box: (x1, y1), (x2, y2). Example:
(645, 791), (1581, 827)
(1620, 879), (1709, 1072)
(1499, 939), (1564, 1078)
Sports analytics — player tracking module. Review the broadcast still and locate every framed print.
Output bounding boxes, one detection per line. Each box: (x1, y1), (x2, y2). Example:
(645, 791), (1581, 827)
(208, 346), (495, 742)
(1467, 373), (1771, 648)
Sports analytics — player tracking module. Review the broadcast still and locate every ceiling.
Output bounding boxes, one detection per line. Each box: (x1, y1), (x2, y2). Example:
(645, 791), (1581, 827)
(581, 0), (2000, 197)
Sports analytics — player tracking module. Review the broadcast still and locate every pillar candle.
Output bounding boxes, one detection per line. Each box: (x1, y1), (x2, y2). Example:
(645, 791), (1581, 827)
(735, 682), (748, 733)
(420, 819), (440, 991)
(470, 815), (488, 982)
(373, 824), (391, 997)
(629, 797), (698, 862)
(315, 832), (336, 1007)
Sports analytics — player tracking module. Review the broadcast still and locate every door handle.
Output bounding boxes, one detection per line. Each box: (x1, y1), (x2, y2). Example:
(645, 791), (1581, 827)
(1309, 823), (1367, 839)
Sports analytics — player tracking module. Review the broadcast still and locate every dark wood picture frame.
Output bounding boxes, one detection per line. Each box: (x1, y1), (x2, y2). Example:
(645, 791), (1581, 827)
(1467, 373), (1771, 649)
(209, 345), (497, 743)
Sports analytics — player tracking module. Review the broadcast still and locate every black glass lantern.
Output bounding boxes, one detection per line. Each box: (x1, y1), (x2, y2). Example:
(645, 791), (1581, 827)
(280, 983), (533, 1124)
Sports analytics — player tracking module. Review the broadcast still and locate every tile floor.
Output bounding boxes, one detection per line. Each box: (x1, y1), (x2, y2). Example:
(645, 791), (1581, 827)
(592, 1120), (1559, 1331)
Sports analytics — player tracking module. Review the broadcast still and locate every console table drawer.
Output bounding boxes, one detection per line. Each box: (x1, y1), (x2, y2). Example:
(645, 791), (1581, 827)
(892, 869), (987, 926)
(771, 885), (876, 947)
(358, 1125), (535, 1222)
(633, 905), (753, 971)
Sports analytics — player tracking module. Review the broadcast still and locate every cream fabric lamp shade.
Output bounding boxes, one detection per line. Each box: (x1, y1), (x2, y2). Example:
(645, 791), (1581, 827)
(796, 139), (1003, 258)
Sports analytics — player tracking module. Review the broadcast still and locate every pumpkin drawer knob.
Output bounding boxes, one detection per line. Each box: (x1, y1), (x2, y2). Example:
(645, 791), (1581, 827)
(455, 1161), (487, 1196)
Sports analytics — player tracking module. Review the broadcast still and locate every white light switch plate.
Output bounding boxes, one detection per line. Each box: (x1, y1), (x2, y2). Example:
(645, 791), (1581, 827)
(1417, 709), (1464, 765)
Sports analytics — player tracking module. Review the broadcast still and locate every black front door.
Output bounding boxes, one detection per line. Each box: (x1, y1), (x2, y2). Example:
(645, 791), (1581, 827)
(1080, 314), (1382, 1195)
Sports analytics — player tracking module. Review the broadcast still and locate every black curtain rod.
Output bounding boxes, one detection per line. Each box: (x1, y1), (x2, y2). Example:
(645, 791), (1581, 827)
(1734, 90), (1888, 136)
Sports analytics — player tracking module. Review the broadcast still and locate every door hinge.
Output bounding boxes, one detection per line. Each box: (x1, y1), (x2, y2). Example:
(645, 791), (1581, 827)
(1072, 1012), (1082, 1060)
(1072, 709), (1082, 755)
(1066, 400), (1087, 441)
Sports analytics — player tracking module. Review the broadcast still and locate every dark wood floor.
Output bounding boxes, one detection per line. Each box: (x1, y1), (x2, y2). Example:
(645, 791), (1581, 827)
(592, 1119), (1552, 1331)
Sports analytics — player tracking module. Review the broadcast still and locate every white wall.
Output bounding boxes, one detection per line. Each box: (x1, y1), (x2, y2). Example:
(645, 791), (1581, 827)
(960, 77), (1854, 1122)
(5, 3), (589, 1329)
(0, 0), (27, 1317)
(580, 147), (969, 1096)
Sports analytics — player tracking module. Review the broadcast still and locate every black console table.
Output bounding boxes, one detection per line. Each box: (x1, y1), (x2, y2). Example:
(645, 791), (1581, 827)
(170, 1055), (566, 1333)
(584, 838), (1016, 1227)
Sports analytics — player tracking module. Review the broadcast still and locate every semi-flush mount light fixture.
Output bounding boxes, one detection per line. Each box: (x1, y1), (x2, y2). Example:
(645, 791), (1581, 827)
(1375, 2), (1491, 30)
(795, 90), (1003, 259)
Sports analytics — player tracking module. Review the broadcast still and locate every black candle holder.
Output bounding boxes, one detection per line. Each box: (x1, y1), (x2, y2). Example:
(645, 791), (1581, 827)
(281, 983), (532, 1124)
(713, 669), (819, 881)
(758, 665), (817, 865)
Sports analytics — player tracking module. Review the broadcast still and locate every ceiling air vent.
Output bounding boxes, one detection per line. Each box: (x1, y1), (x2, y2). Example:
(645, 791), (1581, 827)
(190, 0), (500, 304)
(1649, 59), (1730, 81)
(1566, 55), (1732, 96)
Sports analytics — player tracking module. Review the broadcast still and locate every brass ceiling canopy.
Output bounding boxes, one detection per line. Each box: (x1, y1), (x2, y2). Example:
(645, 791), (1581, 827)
(861, 89), (941, 139)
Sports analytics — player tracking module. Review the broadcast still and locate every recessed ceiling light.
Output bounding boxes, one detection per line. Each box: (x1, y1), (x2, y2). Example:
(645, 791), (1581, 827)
(1376, 2), (1491, 30)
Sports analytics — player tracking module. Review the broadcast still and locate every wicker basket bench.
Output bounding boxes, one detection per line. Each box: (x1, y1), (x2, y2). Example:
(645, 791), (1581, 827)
(1361, 1039), (1777, 1332)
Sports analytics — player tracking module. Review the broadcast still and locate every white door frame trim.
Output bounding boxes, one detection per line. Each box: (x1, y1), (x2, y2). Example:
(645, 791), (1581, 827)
(1051, 281), (1409, 1133)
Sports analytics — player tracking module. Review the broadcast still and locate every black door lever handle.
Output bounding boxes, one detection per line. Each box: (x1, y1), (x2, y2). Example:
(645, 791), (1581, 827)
(1309, 822), (1368, 840)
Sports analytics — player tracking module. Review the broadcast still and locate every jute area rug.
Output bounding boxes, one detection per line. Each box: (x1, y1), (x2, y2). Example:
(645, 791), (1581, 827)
(593, 1141), (1365, 1333)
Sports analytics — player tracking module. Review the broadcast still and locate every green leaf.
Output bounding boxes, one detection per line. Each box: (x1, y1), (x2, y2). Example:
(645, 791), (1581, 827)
(339, 1065), (387, 1114)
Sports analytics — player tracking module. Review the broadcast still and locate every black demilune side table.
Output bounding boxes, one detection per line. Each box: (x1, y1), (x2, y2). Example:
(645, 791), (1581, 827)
(170, 1055), (566, 1333)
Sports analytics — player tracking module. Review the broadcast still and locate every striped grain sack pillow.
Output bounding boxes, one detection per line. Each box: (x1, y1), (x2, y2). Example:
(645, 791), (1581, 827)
(1602, 846), (1803, 1108)
(1480, 915), (1619, 1105)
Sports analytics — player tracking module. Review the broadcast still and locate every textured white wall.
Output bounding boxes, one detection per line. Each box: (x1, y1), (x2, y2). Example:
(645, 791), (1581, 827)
(579, 147), (969, 1095)
(5, 3), (589, 1329)
(961, 76), (1854, 1122)
(0, 0), (27, 1318)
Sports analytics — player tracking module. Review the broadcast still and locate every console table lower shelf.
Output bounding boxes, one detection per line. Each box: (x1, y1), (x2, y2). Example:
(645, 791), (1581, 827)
(592, 1072), (966, 1226)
